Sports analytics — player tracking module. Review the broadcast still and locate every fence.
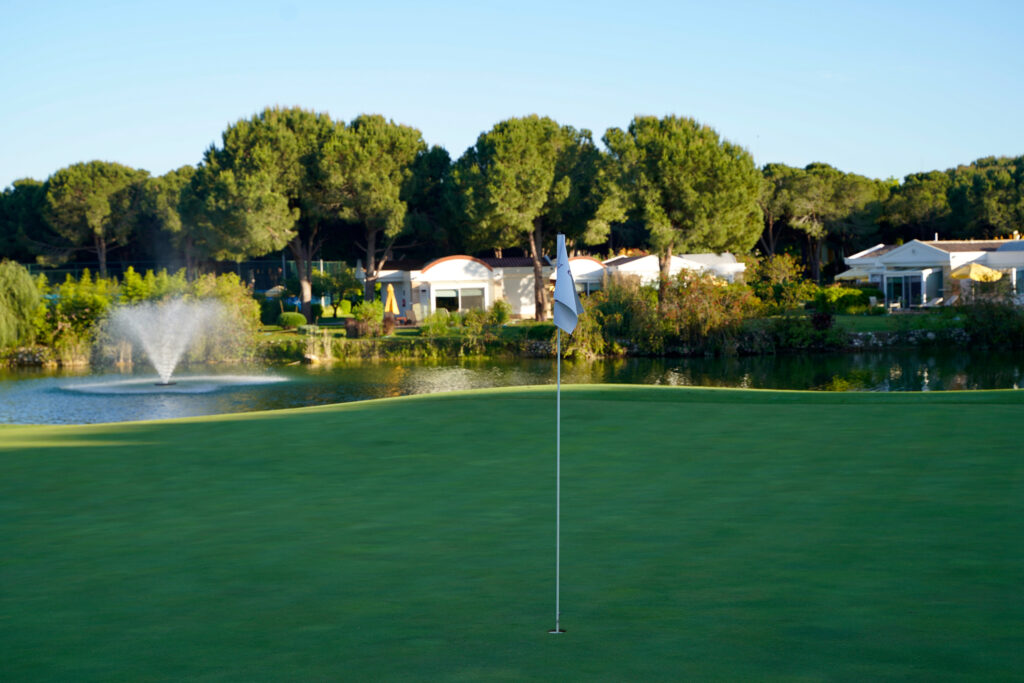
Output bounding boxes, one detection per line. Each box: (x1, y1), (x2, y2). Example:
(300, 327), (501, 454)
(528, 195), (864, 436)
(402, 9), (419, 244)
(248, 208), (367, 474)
(23, 258), (353, 292)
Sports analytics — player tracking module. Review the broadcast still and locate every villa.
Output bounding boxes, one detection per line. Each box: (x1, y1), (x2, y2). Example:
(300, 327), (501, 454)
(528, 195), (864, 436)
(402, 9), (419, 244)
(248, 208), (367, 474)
(603, 253), (746, 284)
(361, 250), (747, 321)
(363, 255), (554, 321)
(841, 238), (1024, 307)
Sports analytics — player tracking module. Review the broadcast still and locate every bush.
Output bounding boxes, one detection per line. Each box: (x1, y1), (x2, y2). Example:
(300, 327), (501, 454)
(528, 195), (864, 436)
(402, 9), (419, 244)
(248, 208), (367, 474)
(660, 271), (761, 352)
(589, 275), (663, 352)
(310, 303), (323, 321)
(815, 286), (868, 314)
(352, 300), (384, 337)
(0, 260), (42, 348)
(488, 299), (512, 326)
(961, 301), (1024, 347)
(260, 296), (284, 325)
(278, 312), (307, 329)
(462, 309), (487, 338)
(419, 309), (451, 337)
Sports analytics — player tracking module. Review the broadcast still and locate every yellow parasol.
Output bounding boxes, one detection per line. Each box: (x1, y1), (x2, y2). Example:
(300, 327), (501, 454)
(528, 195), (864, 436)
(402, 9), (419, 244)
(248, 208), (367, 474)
(383, 283), (400, 314)
(950, 263), (1003, 282)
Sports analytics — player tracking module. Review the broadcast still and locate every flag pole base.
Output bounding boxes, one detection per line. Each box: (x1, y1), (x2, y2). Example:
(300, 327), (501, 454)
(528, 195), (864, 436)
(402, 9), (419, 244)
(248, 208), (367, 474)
(547, 629), (566, 634)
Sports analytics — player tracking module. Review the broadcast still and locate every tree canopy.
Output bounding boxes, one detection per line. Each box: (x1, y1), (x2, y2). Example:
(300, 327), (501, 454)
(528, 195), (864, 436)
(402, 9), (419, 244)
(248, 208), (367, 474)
(603, 115), (762, 301)
(454, 115), (603, 319)
(318, 114), (426, 300)
(42, 161), (149, 277)
(2, 108), (1023, 291)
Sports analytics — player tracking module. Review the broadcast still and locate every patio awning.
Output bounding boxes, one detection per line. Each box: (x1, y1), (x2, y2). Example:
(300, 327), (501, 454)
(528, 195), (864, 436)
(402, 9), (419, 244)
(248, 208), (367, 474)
(950, 263), (1003, 282)
(835, 267), (870, 282)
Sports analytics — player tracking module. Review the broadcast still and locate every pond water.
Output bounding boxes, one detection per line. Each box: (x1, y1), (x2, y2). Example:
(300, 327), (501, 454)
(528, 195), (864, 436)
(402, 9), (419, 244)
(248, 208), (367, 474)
(2, 348), (1023, 425)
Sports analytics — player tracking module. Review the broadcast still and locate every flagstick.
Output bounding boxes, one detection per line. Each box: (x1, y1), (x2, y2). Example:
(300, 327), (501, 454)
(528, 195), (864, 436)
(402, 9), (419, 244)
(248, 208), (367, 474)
(550, 327), (564, 634)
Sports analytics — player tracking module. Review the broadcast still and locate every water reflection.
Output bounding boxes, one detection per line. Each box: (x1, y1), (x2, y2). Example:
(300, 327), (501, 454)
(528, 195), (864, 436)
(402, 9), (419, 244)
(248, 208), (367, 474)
(1, 349), (1023, 425)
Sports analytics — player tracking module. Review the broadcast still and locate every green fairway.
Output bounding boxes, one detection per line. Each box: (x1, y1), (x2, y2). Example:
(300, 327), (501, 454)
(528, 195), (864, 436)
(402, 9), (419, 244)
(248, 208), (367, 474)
(2, 386), (1022, 680)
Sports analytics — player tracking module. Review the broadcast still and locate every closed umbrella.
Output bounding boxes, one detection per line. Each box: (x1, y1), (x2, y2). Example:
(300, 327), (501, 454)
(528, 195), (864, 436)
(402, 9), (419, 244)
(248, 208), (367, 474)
(384, 283), (400, 314)
(950, 263), (1003, 282)
(382, 283), (400, 334)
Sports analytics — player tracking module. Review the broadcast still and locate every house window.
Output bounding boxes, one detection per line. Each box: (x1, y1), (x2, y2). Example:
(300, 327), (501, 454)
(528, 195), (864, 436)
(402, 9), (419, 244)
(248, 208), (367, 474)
(434, 287), (485, 312)
(886, 275), (923, 306)
(460, 288), (485, 310)
(434, 289), (459, 312)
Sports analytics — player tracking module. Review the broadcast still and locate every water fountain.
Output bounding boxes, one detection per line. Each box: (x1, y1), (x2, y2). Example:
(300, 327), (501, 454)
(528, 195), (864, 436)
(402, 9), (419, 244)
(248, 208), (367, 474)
(56, 298), (286, 408)
(108, 299), (221, 384)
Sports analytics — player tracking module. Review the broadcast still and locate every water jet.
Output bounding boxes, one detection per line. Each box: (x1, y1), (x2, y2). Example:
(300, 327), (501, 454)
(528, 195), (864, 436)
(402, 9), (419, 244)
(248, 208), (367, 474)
(107, 299), (222, 384)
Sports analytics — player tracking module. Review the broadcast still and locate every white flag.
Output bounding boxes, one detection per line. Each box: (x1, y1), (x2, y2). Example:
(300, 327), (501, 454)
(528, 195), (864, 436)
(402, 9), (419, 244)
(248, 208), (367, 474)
(553, 234), (584, 334)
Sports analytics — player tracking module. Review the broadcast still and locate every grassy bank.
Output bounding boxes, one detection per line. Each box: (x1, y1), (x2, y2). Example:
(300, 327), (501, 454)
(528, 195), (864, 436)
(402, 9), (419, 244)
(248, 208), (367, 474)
(2, 386), (1022, 680)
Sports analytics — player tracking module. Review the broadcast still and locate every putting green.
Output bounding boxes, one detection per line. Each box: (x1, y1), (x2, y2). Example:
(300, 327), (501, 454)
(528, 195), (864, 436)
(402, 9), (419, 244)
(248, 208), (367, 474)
(2, 385), (1022, 680)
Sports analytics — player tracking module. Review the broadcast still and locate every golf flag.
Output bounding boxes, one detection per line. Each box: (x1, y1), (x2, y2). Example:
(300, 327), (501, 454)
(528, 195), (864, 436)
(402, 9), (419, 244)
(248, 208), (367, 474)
(549, 232), (582, 635)
(553, 234), (584, 334)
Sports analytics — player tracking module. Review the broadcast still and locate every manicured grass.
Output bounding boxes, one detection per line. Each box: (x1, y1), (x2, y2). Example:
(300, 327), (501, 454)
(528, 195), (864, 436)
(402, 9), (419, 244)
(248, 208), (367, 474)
(2, 386), (1022, 680)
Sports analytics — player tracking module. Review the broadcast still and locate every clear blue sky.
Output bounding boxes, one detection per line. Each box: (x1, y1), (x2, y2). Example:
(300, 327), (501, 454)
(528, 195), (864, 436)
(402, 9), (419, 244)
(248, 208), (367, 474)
(2, 0), (1022, 190)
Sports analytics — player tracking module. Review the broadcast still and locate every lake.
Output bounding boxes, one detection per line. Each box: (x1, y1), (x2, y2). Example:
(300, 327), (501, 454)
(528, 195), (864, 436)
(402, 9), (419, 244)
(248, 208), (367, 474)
(2, 348), (1023, 425)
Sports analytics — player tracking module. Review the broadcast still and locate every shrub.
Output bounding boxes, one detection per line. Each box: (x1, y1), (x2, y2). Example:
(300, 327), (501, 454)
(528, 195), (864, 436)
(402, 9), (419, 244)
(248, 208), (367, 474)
(0, 260), (42, 348)
(488, 299), (512, 326)
(960, 300), (1024, 347)
(462, 309), (487, 338)
(419, 309), (451, 337)
(816, 286), (868, 314)
(352, 300), (384, 336)
(590, 275), (663, 352)
(560, 305), (607, 359)
(278, 312), (307, 329)
(660, 271), (761, 352)
(47, 269), (118, 345)
(260, 296), (284, 325)
(310, 303), (323, 321)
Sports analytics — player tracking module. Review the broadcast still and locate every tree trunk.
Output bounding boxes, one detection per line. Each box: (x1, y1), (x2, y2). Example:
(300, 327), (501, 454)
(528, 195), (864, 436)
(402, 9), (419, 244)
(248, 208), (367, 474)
(658, 243), (674, 310)
(183, 236), (197, 281)
(758, 216), (777, 256)
(95, 234), (108, 279)
(807, 234), (822, 283)
(527, 224), (546, 321)
(290, 224), (317, 321)
(363, 228), (378, 302)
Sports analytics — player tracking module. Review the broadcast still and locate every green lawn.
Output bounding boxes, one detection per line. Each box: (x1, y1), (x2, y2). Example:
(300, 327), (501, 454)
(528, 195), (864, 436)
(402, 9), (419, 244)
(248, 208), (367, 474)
(2, 386), (1022, 680)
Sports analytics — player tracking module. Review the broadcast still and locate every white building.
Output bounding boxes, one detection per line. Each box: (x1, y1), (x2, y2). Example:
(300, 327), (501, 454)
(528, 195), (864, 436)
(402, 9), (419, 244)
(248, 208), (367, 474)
(366, 255), (554, 321)
(603, 253), (746, 284)
(362, 249), (746, 321)
(842, 239), (1024, 307)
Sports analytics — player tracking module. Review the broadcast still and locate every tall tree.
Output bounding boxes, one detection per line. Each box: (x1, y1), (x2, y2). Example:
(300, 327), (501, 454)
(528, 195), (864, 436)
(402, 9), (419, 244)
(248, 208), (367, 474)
(0, 178), (47, 262)
(788, 164), (888, 280)
(949, 156), (1024, 239)
(757, 163), (800, 256)
(134, 166), (199, 275)
(42, 161), (148, 277)
(454, 115), (603, 319)
(317, 114), (426, 301)
(824, 171), (889, 260)
(883, 170), (953, 241)
(192, 106), (334, 318)
(603, 115), (762, 303)
(403, 145), (455, 257)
